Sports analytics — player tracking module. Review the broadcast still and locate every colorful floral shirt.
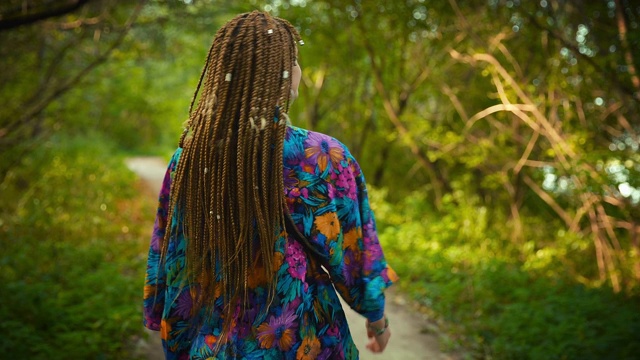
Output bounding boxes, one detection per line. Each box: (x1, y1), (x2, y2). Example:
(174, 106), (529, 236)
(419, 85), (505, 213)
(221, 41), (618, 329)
(143, 126), (398, 359)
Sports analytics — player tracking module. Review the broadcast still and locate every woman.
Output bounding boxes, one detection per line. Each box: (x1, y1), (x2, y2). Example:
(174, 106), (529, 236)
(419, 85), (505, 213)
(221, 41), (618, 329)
(143, 11), (398, 359)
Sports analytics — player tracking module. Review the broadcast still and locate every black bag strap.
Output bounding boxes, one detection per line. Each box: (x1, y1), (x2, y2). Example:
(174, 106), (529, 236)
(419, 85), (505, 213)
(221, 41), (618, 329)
(283, 209), (328, 263)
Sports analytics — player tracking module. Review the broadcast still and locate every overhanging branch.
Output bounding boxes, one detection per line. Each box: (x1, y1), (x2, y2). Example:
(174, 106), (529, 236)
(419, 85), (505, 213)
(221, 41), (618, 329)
(0, 0), (93, 31)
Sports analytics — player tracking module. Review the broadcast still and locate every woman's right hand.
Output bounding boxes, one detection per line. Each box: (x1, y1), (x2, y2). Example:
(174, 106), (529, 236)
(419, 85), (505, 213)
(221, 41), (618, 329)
(365, 316), (391, 353)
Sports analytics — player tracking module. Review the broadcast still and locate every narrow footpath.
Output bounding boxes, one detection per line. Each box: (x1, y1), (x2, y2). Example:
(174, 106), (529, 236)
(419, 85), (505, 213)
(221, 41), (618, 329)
(127, 157), (456, 360)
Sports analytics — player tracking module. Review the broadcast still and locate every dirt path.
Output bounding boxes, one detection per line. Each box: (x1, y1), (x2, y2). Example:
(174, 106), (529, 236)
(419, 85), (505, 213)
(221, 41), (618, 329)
(127, 157), (455, 360)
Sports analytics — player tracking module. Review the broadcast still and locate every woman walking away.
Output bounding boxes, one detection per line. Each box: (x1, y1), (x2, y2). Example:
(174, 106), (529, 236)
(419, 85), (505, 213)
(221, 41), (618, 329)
(143, 11), (398, 359)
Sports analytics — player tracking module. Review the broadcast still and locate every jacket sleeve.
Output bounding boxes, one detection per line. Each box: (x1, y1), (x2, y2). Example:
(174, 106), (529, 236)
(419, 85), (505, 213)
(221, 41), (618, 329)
(330, 151), (398, 322)
(143, 151), (179, 331)
(297, 143), (398, 323)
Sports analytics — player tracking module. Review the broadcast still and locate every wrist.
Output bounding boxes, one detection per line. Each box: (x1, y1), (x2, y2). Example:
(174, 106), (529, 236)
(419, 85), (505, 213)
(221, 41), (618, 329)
(367, 315), (389, 336)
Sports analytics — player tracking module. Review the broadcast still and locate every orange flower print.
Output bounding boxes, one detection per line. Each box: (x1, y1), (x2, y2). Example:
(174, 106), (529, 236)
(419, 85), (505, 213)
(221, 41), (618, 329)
(160, 319), (171, 340)
(204, 334), (217, 349)
(384, 267), (400, 283)
(314, 212), (340, 241)
(143, 284), (156, 300)
(297, 336), (321, 359)
(273, 251), (285, 272)
(343, 227), (361, 250)
(304, 132), (344, 172)
(248, 266), (267, 288)
(256, 306), (297, 351)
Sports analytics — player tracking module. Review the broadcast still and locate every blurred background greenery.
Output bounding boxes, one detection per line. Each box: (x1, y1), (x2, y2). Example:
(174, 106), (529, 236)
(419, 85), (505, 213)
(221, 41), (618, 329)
(0, 0), (639, 359)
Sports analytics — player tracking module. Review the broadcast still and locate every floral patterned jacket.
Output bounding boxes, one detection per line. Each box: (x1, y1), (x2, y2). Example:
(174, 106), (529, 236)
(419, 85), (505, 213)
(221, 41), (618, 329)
(143, 126), (398, 359)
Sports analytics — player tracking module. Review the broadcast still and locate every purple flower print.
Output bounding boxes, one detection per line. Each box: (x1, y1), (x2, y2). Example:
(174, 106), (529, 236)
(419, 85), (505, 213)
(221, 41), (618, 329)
(335, 165), (357, 200)
(174, 289), (192, 319)
(363, 235), (383, 274)
(317, 348), (333, 360)
(256, 305), (298, 351)
(304, 132), (343, 172)
(285, 239), (307, 280)
(343, 250), (360, 286)
(284, 168), (299, 189)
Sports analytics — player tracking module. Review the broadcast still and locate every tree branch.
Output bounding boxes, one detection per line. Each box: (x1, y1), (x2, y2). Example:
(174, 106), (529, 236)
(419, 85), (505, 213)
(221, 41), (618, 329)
(524, 10), (639, 102)
(0, 0), (93, 31)
(523, 174), (572, 226)
(614, 0), (640, 95)
(1, 0), (146, 142)
(355, 16), (449, 208)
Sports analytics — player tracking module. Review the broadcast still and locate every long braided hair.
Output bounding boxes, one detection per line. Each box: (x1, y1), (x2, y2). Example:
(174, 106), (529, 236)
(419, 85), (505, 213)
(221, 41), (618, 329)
(161, 11), (301, 343)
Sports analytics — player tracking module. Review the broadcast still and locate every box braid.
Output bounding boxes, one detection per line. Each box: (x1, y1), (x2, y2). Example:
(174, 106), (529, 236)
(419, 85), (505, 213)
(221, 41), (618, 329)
(159, 11), (301, 347)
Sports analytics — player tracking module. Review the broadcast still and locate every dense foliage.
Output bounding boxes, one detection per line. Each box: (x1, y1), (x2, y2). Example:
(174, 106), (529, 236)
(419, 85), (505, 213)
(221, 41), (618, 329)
(0, 135), (155, 359)
(371, 187), (640, 358)
(0, 0), (638, 358)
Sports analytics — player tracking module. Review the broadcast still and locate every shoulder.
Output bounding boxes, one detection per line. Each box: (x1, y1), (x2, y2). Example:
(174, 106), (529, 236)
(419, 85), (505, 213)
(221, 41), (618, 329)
(172, 147), (183, 162)
(284, 125), (362, 181)
(168, 147), (183, 175)
(285, 125), (355, 161)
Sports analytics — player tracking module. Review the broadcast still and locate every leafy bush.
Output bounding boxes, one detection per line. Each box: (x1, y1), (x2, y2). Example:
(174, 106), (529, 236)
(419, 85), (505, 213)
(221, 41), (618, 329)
(370, 186), (640, 360)
(0, 134), (155, 359)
